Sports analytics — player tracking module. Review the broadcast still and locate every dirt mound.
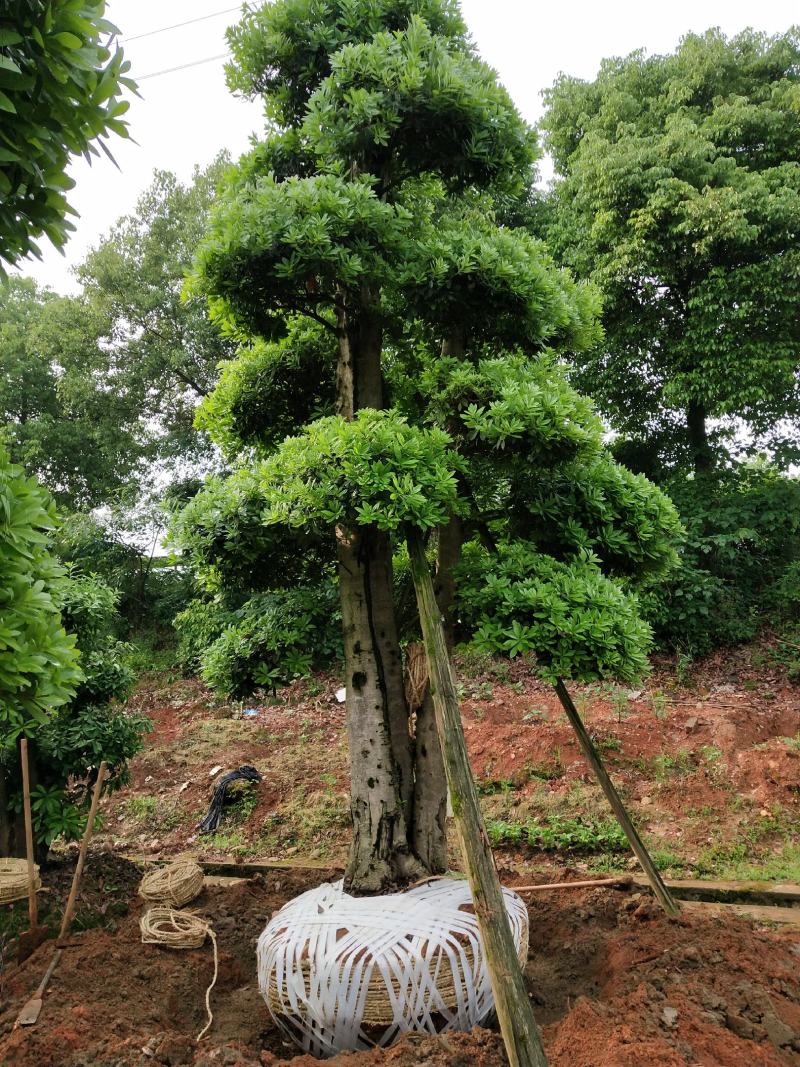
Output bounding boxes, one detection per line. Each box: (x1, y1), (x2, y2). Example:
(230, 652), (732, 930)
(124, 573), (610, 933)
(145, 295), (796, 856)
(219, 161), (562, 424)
(1, 861), (798, 1067)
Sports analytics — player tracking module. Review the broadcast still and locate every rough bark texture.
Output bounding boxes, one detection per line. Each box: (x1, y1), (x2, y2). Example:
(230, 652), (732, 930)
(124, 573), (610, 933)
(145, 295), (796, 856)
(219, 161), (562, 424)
(339, 525), (421, 892)
(410, 688), (448, 873)
(409, 513), (462, 870)
(367, 531), (414, 821)
(335, 290), (428, 892)
(407, 528), (549, 1067)
(434, 514), (462, 647)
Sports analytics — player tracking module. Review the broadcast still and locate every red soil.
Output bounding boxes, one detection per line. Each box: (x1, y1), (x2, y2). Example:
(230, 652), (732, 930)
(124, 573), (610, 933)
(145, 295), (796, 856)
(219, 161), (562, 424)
(1, 856), (798, 1067)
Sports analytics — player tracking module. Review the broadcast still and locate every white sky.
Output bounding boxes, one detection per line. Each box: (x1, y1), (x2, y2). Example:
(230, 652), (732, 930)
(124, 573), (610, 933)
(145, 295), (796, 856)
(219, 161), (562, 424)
(15, 0), (799, 295)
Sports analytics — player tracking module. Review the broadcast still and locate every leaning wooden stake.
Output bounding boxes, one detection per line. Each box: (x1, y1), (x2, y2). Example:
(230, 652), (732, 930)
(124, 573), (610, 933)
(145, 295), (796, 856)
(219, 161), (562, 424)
(553, 678), (680, 917)
(407, 531), (548, 1067)
(59, 761), (107, 942)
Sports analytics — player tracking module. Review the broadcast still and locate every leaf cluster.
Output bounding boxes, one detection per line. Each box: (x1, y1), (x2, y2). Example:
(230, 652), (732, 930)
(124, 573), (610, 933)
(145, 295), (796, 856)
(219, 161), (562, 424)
(0, 0), (134, 271)
(456, 541), (653, 684)
(260, 410), (460, 533)
(0, 447), (80, 746)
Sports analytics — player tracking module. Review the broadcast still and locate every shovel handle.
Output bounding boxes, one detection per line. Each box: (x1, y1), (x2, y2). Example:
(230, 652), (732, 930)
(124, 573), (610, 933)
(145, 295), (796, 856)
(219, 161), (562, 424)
(35, 948), (62, 998)
(20, 738), (38, 930)
(58, 762), (107, 943)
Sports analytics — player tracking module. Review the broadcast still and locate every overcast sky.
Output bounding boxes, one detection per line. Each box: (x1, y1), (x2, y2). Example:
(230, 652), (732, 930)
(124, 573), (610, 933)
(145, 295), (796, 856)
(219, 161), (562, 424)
(15, 0), (799, 295)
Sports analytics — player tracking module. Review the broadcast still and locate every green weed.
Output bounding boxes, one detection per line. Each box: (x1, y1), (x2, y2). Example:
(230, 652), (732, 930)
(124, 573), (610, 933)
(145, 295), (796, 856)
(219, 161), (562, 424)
(485, 813), (627, 853)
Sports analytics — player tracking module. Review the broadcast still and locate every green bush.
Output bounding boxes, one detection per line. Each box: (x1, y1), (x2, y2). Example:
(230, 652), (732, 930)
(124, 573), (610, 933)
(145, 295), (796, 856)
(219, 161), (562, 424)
(174, 599), (237, 674)
(640, 465), (800, 654)
(27, 570), (149, 845)
(195, 584), (342, 698)
(456, 540), (653, 684)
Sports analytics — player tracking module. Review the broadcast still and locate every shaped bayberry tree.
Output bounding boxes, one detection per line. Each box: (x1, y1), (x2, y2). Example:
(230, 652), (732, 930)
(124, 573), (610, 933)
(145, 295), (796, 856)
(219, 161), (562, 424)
(179, 0), (682, 893)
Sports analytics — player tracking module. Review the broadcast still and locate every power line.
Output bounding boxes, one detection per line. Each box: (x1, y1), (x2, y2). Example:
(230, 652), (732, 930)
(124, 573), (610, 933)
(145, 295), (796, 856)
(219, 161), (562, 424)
(125, 7), (241, 43)
(138, 52), (231, 81)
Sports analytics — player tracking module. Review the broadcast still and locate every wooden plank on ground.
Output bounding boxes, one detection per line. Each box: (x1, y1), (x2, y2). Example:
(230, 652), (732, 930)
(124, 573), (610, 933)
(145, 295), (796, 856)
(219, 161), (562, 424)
(681, 901), (800, 926)
(630, 875), (800, 906)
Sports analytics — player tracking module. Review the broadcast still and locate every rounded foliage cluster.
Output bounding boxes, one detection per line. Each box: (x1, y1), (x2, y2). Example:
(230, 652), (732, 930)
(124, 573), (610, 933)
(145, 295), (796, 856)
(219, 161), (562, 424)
(457, 541), (653, 684)
(261, 410), (460, 533)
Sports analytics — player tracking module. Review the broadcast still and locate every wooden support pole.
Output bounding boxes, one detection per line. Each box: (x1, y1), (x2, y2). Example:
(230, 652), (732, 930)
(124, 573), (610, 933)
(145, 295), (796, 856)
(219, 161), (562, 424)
(59, 762), (107, 943)
(553, 678), (680, 917)
(407, 530), (548, 1067)
(20, 739), (38, 930)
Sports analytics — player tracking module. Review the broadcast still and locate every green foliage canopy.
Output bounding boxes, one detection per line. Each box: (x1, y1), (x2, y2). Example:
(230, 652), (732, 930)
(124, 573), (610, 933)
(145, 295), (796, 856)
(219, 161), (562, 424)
(0, 0), (133, 271)
(0, 447), (80, 744)
(541, 27), (800, 467)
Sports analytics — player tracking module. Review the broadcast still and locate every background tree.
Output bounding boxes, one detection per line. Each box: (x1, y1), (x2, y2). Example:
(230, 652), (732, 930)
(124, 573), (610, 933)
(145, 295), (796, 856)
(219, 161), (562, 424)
(0, 0), (133, 273)
(180, 0), (682, 892)
(0, 277), (147, 510)
(78, 157), (236, 468)
(0, 0), (148, 858)
(540, 27), (800, 474)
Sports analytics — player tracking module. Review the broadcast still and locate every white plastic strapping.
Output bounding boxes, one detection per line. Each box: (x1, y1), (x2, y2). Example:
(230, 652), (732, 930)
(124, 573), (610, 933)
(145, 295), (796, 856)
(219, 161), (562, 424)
(257, 877), (529, 1057)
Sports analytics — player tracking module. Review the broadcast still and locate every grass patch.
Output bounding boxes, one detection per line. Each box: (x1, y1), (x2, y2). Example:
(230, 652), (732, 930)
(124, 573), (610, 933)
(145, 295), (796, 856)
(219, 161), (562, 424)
(486, 813), (627, 853)
(257, 785), (351, 857)
(650, 749), (695, 782)
(123, 795), (183, 833)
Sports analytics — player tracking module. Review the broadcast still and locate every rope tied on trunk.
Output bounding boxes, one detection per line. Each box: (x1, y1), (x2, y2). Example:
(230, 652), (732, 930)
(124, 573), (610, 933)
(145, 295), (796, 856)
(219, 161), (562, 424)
(140, 906), (218, 1041)
(138, 856), (204, 907)
(404, 642), (429, 713)
(0, 858), (40, 904)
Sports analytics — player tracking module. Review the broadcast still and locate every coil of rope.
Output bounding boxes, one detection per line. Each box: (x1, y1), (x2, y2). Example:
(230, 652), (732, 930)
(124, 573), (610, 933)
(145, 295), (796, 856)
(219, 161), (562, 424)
(140, 906), (218, 1041)
(138, 856), (204, 907)
(0, 859), (40, 905)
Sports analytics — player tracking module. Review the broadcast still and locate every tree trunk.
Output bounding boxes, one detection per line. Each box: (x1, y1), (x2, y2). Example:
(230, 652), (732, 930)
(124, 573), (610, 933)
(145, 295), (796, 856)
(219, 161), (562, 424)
(410, 689), (448, 872)
(335, 291), (424, 892)
(434, 513), (462, 646)
(687, 401), (712, 474)
(339, 524), (421, 892)
(407, 528), (549, 1067)
(409, 513), (462, 870)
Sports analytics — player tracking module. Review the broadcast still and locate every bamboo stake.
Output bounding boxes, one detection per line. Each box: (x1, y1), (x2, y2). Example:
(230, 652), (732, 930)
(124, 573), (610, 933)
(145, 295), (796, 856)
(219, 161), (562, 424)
(59, 762), (107, 943)
(407, 530), (548, 1067)
(20, 739), (38, 931)
(553, 678), (680, 917)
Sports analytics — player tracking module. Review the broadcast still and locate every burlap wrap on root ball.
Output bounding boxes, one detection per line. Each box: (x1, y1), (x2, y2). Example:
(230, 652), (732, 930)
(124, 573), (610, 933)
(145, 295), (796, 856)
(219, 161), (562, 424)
(257, 877), (529, 1057)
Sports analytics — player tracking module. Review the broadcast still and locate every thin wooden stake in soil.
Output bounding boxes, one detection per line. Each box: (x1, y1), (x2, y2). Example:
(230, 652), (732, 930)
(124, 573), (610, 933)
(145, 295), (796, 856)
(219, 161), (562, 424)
(407, 530), (548, 1067)
(18, 739), (48, 962)
(16, 761), (109, 1028)
(553, 678), (680, 917)
(59, 761), (107, 942)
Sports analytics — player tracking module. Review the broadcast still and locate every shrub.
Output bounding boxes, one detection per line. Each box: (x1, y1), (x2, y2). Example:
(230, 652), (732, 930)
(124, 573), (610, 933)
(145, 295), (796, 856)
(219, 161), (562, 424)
(197, 584), (342, 697)
(640, 465), (800, 654)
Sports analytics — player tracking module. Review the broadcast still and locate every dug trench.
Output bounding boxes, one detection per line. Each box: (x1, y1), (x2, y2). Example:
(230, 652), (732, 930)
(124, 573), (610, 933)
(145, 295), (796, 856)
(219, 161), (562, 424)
(0, 853), (799, 1067)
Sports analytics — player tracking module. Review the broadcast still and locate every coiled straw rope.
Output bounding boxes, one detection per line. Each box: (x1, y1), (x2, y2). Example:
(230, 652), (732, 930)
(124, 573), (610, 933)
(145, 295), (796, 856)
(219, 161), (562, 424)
(138, 856), (204, 907)
(404, 642), (429, 713)
(140, 906), (218, 1041)
(0, 858), (40, 904)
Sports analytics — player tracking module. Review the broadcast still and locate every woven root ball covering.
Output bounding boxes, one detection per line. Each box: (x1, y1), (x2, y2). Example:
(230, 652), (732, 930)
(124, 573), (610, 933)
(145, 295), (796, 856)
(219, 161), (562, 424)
(0, 858), (40, 904)
(257, 877), (529, 1057)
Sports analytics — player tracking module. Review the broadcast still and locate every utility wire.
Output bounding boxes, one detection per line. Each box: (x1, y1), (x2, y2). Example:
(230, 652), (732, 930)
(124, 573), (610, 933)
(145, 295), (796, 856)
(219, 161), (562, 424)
(125, 7), (240, 43)
(138, 52), (231, 81)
